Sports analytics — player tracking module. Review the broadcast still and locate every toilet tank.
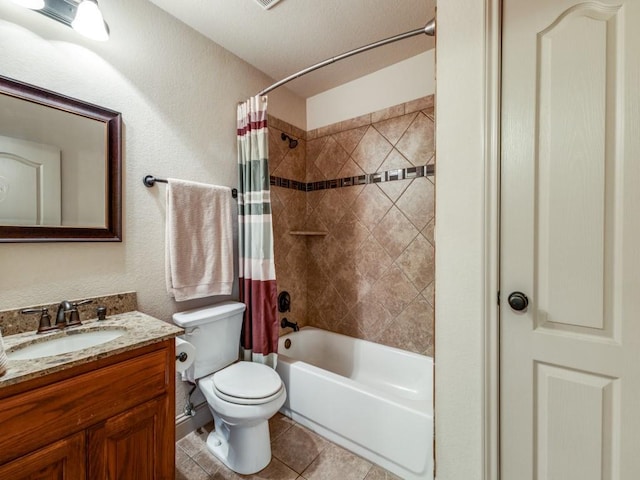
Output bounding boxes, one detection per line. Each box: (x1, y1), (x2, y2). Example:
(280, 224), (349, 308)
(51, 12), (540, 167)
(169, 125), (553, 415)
(173, 301), (246, 379)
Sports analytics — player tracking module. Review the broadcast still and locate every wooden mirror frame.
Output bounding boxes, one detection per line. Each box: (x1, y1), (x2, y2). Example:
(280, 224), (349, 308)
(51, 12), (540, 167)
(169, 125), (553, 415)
(0, 75), (122, 242)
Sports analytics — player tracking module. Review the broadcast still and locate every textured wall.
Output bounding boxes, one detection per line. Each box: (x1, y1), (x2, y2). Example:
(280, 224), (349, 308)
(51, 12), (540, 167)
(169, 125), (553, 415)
(270, 96), (435, 356)
(0, 0), (304, 417)
(434, 0), (492, 477)
(306, 50), (436, 130)
(0, 1), (304, 312)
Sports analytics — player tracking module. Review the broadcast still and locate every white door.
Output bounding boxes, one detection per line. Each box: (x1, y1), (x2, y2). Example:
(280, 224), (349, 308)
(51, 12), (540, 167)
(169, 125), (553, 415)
(501, 0), (640, 478)
(0, 135), (61, 226)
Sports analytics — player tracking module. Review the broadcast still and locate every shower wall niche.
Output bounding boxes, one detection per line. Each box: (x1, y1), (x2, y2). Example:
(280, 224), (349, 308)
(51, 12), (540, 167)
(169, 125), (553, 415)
(270, 94), (435, 356)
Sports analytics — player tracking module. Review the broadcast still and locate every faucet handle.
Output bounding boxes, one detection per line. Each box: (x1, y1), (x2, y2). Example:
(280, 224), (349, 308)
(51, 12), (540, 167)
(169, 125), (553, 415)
(67, 299), (93, 327)
(21, 308), (58, 334)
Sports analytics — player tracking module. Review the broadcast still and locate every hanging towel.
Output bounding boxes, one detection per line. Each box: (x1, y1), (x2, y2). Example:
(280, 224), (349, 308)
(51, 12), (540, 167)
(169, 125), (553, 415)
(165, 178), (234, 301)
(0, 330), (8, 377)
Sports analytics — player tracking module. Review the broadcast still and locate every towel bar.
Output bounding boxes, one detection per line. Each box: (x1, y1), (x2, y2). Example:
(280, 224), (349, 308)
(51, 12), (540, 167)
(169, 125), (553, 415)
(143, 175), (238, 199)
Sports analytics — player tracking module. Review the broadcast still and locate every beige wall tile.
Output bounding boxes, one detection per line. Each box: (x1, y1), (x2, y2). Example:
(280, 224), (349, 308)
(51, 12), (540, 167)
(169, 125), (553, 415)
(373, 112), (417, 146)
(337, 158), (366, 178)
(380, 149), (414, 171)
(372, 206), (420, 260)
(315, 136), (350, 179)
(371, 104), (405, 124)
(395, 113), (435, 166)
(329, 212), (370, 253)
(371, 265), (419, 317)
(405, 94), (434, 114)
(340, 113), (372, 131)
(395, 177), (435, 231)
(355, 235), (394, 285)
(272, 146), (306, 182)
(348, 294), (394, 342)
(317, 122), (342, 137)
(423, 106), (435, 120)
(351, 126), (393, 173)
(377, 295), (434, 356)
(332, 265), (372, 306)
(423, 281), (435, 308)
(336, 183), (366, 207)
(306, 162), (326, 183)
(351, 184), (393, 228)
(270, 95), (435, 356)
(378, 177), (412, 203)
(395, 235), (435, 291)
(422, 219), (435, 246)
(333, 126), (368, 154)
(313, 190), (347, 229)
(306, 137), (328, 167)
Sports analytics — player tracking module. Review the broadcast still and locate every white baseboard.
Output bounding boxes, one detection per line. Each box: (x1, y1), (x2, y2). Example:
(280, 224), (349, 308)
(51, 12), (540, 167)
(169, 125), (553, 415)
(175, 401), (213, 440)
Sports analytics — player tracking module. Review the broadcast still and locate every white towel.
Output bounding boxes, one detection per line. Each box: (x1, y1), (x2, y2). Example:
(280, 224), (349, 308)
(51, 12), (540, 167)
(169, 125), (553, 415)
(0, 330), (8, 377)
(165, 178), (234, 301)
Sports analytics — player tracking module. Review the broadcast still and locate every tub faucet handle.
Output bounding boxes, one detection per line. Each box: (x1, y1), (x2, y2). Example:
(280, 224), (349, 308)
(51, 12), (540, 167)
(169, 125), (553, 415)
(278, 291), (291, 313)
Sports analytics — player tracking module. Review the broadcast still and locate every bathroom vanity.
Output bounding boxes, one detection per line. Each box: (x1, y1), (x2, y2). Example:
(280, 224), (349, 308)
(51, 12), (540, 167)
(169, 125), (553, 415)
(0, 310), (182, 479)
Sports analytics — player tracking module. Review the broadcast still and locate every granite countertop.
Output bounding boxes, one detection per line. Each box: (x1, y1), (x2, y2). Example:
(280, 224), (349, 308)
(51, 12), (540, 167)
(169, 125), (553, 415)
(0, 311), (183, 389)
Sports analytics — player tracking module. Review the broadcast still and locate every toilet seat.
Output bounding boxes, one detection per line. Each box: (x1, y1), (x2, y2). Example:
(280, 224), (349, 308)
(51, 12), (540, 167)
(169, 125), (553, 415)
(212, 361), (284, 405)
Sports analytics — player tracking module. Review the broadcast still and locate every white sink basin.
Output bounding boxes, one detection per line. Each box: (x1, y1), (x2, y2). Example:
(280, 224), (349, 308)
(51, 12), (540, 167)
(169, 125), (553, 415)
(7, 329), (126, 360)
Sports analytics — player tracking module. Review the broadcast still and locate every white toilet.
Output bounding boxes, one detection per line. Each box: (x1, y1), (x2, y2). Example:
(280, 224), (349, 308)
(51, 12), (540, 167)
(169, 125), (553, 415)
(173, 301), (286, 475)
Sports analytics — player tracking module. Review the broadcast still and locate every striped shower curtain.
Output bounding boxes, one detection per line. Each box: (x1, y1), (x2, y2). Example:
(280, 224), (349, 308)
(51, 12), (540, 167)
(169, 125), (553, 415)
(237, 95), (279, 368)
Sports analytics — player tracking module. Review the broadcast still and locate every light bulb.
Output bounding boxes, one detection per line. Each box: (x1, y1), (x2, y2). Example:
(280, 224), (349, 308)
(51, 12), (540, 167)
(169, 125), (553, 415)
(71, 0), (109, 41)
(11, 0), (45, 10)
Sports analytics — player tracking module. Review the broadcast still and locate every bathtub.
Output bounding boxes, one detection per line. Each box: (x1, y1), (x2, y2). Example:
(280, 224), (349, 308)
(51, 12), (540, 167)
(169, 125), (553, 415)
(276, 327), (433, 480)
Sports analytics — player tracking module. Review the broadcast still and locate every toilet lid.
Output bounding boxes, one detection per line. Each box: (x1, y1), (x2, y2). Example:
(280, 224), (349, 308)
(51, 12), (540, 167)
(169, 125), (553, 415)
(213, 361), (283, 402)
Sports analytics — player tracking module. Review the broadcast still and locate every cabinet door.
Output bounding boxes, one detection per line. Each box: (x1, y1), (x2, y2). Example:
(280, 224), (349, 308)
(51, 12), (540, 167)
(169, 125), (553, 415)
(0, 432), (85, 480)
(88, 397), (173, 480)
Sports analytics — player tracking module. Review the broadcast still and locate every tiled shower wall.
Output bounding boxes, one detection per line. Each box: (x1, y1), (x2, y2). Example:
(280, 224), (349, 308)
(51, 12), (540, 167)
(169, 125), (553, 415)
(268, 117), (308, 337)
(269, 95), (435, 356)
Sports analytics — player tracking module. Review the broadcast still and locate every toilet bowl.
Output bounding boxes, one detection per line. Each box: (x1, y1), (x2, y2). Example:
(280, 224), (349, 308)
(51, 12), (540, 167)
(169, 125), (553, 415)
(198, 362), (286, 474)
(173, 301), (286, 475)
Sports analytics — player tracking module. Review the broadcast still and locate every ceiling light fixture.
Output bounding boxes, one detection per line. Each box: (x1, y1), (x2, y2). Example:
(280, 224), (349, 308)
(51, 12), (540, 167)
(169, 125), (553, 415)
(11, 0), (45, 10)
(71, 0), (109, 41)
(14, 0), (111, 42)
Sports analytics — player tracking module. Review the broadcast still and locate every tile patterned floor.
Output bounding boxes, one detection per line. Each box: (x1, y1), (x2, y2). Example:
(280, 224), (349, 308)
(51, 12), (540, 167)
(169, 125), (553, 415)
(176, 413), (401, 480)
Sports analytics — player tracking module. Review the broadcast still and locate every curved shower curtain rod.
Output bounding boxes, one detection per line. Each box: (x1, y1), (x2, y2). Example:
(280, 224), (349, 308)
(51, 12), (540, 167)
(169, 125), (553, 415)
(257, 17), (436, 96)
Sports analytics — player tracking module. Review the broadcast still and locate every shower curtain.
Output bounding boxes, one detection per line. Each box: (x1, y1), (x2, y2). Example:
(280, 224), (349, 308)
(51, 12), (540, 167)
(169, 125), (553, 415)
(237, 95), (279, 368)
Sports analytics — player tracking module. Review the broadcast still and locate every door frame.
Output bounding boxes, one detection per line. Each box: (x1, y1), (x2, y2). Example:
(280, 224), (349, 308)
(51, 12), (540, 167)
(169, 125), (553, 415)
(483, 0), (502, 478)
(433, 0), (502, 478)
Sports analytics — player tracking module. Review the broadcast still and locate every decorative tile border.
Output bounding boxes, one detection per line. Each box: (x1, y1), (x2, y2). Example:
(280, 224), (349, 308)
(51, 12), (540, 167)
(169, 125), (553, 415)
(270, 164), (435, 193)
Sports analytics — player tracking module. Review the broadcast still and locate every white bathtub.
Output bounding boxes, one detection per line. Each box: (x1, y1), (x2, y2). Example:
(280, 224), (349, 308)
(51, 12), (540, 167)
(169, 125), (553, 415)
(276, 327), (433, 480)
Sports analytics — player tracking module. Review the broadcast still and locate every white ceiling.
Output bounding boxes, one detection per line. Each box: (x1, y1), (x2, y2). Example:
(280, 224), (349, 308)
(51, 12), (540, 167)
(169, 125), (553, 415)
(147, 0), (436, 99)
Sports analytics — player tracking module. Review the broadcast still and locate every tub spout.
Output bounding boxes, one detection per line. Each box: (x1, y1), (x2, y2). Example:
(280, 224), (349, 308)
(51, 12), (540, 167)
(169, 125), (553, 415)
(280, 317), (299, 332)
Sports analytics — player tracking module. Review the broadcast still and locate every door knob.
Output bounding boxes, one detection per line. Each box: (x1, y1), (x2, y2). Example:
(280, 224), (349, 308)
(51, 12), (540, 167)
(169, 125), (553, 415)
(508, 291), (529, 311)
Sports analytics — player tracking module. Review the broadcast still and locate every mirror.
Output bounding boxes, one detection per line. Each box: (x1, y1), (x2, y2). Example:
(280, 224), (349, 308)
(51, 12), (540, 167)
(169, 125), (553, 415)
(0, 75), (121, 242)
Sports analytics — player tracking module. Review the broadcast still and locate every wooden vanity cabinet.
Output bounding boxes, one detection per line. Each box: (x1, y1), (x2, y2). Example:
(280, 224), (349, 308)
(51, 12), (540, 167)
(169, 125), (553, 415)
(0, 339), (176, 480)
(0, 432), (86, 479)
